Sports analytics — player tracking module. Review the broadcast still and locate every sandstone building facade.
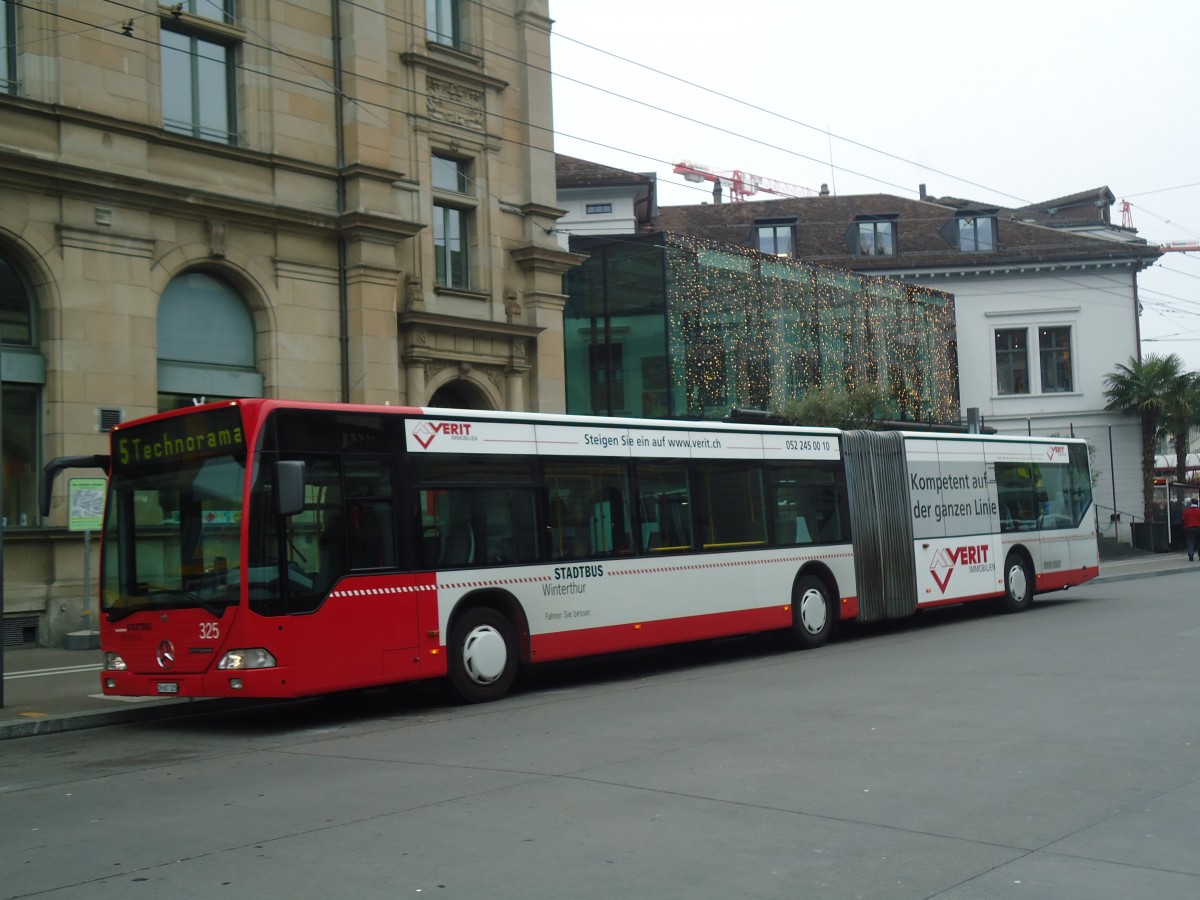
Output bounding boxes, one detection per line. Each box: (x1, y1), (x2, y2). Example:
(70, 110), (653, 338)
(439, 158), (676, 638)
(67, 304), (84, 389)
(1, 0), (578, 645)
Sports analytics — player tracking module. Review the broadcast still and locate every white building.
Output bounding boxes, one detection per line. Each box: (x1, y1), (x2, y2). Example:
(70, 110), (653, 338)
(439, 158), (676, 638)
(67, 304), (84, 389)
(653, 187), (1161, 542)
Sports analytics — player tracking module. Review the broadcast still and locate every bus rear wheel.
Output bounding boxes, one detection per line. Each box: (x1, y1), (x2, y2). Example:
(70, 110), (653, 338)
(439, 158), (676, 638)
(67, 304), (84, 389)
(791, 574), (834, 649)
(448, 606), (518, 703)
(1001, 553), (1034, 613)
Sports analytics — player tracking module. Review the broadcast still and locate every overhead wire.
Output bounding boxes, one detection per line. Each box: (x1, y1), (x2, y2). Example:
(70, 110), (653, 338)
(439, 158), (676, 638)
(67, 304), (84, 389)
(513, 1), (1033, 206)
(74, 0), (736, 207)
(19, 0), (1200, 236)
(25, 0), (1198, 322)
(15, 0), (1200, 347)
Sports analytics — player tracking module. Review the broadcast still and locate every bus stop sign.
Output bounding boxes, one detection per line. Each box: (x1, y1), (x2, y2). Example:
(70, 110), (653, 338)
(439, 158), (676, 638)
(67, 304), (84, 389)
(68, 478), (106, 532)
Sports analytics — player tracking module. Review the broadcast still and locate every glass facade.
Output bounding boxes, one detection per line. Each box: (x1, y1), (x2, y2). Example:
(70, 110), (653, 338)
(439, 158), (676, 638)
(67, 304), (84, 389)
(565, 233), (958, 424)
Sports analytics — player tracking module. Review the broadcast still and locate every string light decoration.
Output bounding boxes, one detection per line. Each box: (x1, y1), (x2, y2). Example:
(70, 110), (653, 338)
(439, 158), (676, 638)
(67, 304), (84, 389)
(563, 233), (960, 424)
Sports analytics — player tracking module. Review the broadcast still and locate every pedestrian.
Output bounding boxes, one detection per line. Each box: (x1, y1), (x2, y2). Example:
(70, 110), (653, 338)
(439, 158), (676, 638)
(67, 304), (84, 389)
(1183, 498), (1200, 562)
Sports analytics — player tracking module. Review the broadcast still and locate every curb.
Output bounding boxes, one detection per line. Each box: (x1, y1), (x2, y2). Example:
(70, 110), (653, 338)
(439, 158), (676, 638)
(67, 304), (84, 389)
(0, 697), (249, 741)
(1092, 565), (1194, 585)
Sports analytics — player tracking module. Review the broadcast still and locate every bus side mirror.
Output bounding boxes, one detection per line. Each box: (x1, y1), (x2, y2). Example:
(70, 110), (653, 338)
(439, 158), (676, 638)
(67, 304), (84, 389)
(275, 460), (306, 517)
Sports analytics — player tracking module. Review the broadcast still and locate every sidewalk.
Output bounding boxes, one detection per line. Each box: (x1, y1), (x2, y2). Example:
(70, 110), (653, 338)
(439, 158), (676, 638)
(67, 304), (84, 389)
(3, 550), (1197, 740)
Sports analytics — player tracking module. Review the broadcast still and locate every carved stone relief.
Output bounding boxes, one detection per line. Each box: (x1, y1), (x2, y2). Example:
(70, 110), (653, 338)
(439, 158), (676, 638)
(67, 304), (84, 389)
(427, 77), (485, 131)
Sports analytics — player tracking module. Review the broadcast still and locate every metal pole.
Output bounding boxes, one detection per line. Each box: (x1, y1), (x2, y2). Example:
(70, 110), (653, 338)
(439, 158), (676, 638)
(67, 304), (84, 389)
(82, 531), (91, 633)
(1108, 424), (1119, 540)
(1, 349), (6, 707)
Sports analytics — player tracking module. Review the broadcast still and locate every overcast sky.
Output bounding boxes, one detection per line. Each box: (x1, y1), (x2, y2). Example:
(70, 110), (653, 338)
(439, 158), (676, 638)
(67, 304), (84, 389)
(548, 0), (1200, 373)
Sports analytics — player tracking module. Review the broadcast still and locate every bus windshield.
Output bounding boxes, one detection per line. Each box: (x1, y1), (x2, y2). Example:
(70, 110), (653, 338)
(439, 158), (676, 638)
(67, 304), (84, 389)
(101, 406), (247, 621)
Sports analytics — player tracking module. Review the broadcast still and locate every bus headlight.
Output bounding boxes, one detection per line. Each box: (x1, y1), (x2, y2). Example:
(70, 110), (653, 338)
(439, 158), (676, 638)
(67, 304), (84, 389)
(104, 652), (128, 671)
(217, 648), (277, 670)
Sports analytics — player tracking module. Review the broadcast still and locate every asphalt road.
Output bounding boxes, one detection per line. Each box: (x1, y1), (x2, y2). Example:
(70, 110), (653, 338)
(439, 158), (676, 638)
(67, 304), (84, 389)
(2, 571), (1199, 899)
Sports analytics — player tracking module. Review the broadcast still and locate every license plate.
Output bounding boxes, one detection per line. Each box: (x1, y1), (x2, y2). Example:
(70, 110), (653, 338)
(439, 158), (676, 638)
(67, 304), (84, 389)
(156, 682), (179, 694)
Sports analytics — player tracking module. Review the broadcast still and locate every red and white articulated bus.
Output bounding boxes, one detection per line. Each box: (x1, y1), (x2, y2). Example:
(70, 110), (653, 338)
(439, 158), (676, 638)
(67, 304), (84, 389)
(42, 400), (1098, 703)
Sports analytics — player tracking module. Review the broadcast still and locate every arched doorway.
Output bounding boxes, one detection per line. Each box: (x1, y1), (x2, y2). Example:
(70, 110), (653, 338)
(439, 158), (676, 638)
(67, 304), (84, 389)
(428, 378), (490, 410)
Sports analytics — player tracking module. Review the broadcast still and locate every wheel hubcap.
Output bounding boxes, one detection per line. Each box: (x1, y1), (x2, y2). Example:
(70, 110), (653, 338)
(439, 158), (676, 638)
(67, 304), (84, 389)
(1008, 564), (1027, 601)
(462, 625), (507, 684)
(798, 588), (827, 635)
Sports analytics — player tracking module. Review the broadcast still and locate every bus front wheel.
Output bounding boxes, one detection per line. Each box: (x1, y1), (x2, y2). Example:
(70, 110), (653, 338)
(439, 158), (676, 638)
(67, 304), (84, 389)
(1001, 553), (1034, 613)
(791, 575), (834, 649)
(448, 606), (518, 703)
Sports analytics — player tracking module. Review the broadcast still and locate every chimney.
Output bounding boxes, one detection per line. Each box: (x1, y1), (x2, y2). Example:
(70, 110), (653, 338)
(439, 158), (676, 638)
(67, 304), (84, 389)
(713, 180), (723, 205)
(919, 183), (928, 201)
(819, 183), (830, 197)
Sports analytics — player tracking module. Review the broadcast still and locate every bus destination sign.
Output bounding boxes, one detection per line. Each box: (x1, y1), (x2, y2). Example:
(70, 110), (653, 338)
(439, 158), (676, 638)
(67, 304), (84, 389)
(114, 405), (246, 470)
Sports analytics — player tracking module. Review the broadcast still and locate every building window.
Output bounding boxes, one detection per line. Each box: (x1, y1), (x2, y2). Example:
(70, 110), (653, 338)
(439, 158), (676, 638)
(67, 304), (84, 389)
(954, 214), (996, 252)
(1, 250), (45, 529)
(0, 252), (32, 347)
(2, 384), (39, 528)
(586, 203), (613, 215)
(1039, 326), (1073, 393)
(432, 154), (469, 193)
(426, 0), (461, 48)
(157, 271), (262, 411)
(433, 205), (469, 288)
(852, 219), (896, 257)
(432, 154), (473, 289)
(176, 0), (235, 25)
(994, 328), (1029, 395)
(2, 0), (16, 94)
(754, 220), (795, 258)
(161, 23), (237, 143)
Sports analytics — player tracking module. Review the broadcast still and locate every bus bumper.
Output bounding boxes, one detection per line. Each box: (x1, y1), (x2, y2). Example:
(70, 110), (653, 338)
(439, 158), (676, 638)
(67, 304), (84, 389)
(99, 668), (301, 699)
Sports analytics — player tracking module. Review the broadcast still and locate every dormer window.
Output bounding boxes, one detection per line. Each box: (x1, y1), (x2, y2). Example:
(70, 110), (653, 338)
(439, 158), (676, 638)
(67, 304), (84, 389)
(753, 218), (796, 257)
(847, 216), (897, 257)
(943, 212), (997, 252)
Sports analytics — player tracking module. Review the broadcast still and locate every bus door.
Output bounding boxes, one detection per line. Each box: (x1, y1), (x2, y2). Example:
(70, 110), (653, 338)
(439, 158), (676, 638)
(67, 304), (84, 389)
(252, 451), (416, 691)
(842, 431), (917, 621)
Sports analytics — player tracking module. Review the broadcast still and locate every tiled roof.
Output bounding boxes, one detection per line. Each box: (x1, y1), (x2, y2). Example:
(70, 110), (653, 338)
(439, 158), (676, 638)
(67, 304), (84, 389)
(654, 192), (1161, 272)
(1002, 186), (1118, 228)
(556, 154), (655, 188)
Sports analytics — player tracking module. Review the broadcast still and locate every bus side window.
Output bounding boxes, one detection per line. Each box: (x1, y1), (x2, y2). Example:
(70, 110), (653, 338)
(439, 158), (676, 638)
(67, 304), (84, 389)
(345, 500), (392, 569)
(544, 462), (633, 559)
(547, 495), (587, 560)
(999, 503), (1014, 533)
(636, 463), (692, 553)
(426, 490), (476, 567)
(694, 463), (767, 550)
(440, 518), (475, 565)
(342, 461), (396, 569)
(767, 464), (848, 546)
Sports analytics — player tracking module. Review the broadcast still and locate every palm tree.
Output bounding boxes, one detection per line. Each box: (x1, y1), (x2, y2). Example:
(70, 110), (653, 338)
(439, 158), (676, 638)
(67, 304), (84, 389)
(1103, 354), (1187, 522)
(1162, 370), (1200, 484)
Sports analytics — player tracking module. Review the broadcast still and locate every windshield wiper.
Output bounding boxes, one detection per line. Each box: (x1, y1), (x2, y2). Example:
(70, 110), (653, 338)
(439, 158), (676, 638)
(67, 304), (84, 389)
(108, 587), (230, 620)
(173, 589), (227, 618)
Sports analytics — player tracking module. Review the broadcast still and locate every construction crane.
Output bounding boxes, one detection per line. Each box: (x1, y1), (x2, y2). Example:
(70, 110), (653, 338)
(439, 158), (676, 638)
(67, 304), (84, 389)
(673, 160), (820, 202)
(1116, 202), (1197, 251)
